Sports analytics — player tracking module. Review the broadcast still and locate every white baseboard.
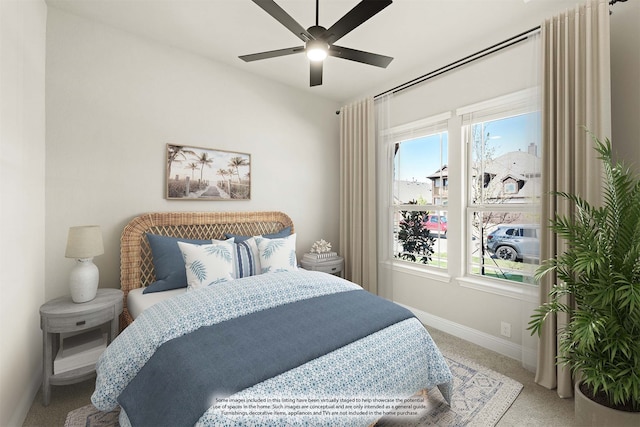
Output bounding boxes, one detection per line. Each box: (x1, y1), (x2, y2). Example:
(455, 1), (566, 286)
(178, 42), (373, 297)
(398, 302), (537, 371)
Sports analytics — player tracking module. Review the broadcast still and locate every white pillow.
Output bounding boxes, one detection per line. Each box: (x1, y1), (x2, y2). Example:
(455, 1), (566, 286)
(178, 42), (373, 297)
(177, 240), (235, 290)
(256, 233), (298, 274)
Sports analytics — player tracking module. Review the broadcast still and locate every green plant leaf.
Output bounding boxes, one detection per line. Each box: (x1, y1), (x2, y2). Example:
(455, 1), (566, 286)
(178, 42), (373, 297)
(529, 131), (640, 410)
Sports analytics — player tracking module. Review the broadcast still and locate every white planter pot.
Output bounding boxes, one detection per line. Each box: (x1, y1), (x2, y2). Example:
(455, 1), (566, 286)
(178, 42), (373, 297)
(575, 382), (640, 427)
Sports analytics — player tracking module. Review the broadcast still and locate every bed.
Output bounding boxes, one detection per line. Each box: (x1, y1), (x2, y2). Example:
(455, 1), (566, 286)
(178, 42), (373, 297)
(92, 211), (453, 427)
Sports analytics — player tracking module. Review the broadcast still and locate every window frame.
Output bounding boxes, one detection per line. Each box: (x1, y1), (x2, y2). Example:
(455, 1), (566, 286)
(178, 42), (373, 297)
(385, 112), (451, 275)
(459, 88), (542, 291)
(380, 89), (542, 299)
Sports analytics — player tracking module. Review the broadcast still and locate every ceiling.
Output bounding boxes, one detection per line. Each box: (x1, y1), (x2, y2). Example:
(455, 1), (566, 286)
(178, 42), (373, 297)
(46, 0), (581, 104)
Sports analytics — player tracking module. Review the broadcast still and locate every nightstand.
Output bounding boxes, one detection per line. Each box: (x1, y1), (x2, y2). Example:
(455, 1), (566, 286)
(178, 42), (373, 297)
(39, 288), (123, 406)
(300, 255), (344, 277)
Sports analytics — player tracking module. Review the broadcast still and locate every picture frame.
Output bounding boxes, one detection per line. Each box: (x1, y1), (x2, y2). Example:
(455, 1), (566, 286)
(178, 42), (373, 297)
(166, 144), (251, 200)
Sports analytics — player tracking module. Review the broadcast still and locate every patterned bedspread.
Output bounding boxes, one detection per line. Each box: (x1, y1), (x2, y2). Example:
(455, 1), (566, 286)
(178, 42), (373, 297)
(92, 270), (452, 426)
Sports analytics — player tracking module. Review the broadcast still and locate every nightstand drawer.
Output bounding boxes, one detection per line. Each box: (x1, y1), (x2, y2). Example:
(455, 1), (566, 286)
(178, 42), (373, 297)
(308, 262), (343, 274)
(300, 256), (344, 276)
(43, 306), (115, 333)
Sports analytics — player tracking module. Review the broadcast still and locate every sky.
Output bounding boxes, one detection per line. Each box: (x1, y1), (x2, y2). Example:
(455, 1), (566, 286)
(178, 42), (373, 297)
(395, 112), (540, 182)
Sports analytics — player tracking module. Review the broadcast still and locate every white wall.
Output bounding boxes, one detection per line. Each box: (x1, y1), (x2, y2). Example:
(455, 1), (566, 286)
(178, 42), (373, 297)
(45, 7), (341, 300)
(0, 0), (47, 425)
(610, 0), (640, 169)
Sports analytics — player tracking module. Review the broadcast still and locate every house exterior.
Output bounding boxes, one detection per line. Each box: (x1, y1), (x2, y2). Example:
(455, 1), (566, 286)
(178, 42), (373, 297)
(425, 144), (540, 206)
(394, 179), (433, 205)
(426, 166), (449, 205)
(480, 149), (541, 204)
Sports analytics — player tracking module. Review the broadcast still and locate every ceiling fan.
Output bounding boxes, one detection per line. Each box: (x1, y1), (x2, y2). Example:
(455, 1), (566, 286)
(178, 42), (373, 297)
(239, 0), (393, 87)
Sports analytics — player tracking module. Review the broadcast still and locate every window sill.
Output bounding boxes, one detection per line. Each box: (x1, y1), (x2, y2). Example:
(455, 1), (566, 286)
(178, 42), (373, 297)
(389, 261), (452, 284)
(457, 276), (538, 302)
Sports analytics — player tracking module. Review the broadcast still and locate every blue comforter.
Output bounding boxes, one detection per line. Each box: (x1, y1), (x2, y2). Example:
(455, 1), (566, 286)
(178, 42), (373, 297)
(92, 270), (452, 426)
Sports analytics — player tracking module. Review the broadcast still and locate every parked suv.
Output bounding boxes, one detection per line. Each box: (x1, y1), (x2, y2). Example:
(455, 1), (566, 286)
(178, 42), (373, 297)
(486, 224), (539, 262)
(423, 214), (448, 235)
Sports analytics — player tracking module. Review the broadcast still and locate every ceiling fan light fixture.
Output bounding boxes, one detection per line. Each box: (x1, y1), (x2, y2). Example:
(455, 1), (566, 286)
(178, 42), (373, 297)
(306, 39), (329, 62)
(241, 0), (394, 86)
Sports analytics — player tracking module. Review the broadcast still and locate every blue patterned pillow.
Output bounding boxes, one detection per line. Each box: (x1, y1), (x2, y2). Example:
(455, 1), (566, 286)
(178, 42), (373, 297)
(224, 226), (291, 243)
(144, 233), (212, 294)
(177, 241), (235, 290)
(256, 233), (298, 274)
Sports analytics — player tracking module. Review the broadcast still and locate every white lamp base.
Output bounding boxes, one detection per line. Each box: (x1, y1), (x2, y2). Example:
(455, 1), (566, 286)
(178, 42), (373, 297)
(69, 258), (99, 303)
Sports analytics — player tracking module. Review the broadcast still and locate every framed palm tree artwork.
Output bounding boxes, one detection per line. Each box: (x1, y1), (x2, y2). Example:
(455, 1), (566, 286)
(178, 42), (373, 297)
(166, 144), (251, 200)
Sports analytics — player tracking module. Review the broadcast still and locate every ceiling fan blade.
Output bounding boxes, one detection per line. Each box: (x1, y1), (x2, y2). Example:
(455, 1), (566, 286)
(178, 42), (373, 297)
(252, 0), (313, 42)
(329, 45), (393, 68)
(322, 0), (392, 44)
(310, 61), (323, 86)
(239, 46), (304, 62)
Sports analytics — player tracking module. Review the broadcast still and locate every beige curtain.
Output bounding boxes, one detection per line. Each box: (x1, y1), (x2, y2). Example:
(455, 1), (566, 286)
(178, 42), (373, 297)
(339, 98), (377, 294)
(536, 0), (612, 398)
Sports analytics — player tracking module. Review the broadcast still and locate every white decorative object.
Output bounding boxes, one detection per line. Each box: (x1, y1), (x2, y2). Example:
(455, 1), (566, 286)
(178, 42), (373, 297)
(65, 226), (104, 303)
(310, 239), (332, 254)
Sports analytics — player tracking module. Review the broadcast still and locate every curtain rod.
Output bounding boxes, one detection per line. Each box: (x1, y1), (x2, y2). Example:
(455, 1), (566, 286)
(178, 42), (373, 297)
(335, 26), (537, 114)
(336, 0), (624, 113)
(373, 25), (540, 100)
(373, 0), (625, 100)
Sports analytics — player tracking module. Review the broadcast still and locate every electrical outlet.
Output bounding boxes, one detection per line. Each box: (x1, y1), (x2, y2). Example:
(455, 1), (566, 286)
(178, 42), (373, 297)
(500, 321), (511, 338)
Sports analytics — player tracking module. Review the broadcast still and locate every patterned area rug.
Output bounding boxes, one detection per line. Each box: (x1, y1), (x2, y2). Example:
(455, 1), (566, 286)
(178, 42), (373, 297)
(374, 351), (523, 426)
(64, 404), (120, 427)
(65, 351), (522, 427)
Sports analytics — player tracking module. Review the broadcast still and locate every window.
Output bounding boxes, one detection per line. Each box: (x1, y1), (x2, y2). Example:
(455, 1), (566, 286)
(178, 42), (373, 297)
(503, 181), (518, 194)
(389, 114), (449, 270)
(461, 90), (541, 285)
(383, 90), (540, 289)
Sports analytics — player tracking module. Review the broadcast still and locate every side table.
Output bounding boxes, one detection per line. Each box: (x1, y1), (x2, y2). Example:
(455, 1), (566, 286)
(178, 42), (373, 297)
(300, 256), (344, 277)
(39, 288), (123, 406)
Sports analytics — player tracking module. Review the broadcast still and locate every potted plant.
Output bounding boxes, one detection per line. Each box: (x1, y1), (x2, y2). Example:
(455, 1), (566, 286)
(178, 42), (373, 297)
(528, 133), (640, 425)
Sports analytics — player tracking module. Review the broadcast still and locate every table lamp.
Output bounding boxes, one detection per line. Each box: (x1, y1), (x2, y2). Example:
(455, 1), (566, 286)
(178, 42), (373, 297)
(65, 225), (104, 303)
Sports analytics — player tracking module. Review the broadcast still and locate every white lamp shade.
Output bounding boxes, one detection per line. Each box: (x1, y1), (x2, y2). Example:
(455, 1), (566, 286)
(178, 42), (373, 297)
(65, 225), (104, 259)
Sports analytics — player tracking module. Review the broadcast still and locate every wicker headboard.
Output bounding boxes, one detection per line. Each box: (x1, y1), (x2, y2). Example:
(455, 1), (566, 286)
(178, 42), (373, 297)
(119, 211), (294, 329)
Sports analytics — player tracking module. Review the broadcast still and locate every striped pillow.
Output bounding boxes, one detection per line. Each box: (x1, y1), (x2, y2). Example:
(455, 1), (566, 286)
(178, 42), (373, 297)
(233, 238), (260, 278)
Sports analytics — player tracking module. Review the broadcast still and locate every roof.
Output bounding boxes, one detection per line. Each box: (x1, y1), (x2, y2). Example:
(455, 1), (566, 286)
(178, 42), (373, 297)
(484, 151), (541, 176)
(427, 165), (448, 179)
